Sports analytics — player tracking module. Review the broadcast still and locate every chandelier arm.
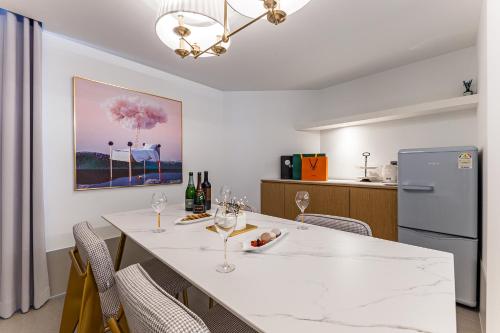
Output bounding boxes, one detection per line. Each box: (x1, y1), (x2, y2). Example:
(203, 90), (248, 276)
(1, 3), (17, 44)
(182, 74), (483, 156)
(181, 37), (194, 50)
(194, 11), (268, 59)
(224, 0), (228, 39)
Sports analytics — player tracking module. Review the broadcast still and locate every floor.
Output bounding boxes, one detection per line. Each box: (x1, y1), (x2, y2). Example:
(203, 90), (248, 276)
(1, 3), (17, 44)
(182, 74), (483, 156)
(0, 296), (482, 333)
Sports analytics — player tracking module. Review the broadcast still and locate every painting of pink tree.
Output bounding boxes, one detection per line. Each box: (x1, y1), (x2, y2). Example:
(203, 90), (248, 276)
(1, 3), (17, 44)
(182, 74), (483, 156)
(73, 77), (182, 190)
(103, 95), (168, 147)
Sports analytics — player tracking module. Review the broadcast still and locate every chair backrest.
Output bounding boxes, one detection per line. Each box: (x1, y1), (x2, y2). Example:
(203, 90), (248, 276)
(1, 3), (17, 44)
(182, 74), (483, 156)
(73, 221), (120, 322)
(115, 264), (210, 333)
(296, 214), (372, 236)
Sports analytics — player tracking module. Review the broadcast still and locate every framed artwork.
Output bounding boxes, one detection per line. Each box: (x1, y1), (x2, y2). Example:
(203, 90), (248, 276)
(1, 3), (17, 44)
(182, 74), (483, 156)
(73, 76), (182, 190)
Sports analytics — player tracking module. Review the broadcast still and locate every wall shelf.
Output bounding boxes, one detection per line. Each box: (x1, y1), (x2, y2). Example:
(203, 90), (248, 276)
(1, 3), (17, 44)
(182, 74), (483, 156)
(296, 95), (479, 131)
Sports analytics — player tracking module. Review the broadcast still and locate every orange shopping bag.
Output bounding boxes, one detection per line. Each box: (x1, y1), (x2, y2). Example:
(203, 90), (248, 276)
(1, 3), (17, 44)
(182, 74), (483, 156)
(301, 154), (328, 181)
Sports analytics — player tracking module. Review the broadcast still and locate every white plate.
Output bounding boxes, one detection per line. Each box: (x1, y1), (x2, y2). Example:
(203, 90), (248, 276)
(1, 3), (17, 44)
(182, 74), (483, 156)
(174, 214), (214, 225)
(241, 229), (288, 252)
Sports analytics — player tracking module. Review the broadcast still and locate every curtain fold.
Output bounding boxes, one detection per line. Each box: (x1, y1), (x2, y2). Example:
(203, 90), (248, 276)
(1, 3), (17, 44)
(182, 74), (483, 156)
(0, 9), (50, 318)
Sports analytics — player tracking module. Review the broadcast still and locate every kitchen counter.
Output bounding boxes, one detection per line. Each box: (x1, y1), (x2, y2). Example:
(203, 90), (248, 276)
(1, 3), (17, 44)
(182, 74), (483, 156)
(262, 178), (397, 189)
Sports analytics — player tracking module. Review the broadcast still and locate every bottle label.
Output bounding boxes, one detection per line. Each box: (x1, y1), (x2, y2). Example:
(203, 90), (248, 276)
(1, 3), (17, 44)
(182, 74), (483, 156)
(185, 199), (194, 210)
(193, 204), (205, 214)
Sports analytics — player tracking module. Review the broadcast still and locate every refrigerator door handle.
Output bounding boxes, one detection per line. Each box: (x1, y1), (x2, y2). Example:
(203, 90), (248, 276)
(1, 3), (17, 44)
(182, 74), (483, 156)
(401, 184), (434, 191)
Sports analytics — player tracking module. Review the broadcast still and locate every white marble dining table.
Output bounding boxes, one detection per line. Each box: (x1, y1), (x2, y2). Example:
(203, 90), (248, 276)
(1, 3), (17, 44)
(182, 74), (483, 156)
(102, 204), (456, 333)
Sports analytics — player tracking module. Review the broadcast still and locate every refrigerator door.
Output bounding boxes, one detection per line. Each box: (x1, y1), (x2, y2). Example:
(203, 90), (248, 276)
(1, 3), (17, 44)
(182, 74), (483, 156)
(398, 147), (478, 238)
(399, 227), (478, 307)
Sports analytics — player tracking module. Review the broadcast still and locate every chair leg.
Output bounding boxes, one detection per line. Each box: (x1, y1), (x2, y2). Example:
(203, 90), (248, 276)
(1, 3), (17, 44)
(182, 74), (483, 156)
(107, 318), (121, 333)
(77, 265), (106, 333)
(115, 233), (127, 271)
(182, 288), (189, 307)
(59, 264), (85, 333)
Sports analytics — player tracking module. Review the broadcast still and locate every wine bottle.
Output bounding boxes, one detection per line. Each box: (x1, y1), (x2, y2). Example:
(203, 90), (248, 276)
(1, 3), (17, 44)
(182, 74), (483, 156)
(202, 171), (212, 211)
(193, 172), (206, 214)
(185, 172), (195, 211)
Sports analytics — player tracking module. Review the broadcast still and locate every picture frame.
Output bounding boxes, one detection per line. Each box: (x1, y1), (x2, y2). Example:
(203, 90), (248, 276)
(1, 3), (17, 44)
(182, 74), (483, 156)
(73, 76), (183, 190)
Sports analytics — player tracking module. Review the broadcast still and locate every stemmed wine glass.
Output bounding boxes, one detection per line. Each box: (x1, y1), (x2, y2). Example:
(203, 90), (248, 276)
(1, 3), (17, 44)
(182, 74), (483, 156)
(214, 206), (237, 273)
(151, 192), (167, 233)
(295, 191), (310, 230)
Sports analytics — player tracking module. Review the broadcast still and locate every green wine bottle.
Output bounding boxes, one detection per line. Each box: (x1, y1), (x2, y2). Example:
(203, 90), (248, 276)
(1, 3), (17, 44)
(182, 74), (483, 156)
(185, 172), (195, 211)
(193, 172), (206, 214)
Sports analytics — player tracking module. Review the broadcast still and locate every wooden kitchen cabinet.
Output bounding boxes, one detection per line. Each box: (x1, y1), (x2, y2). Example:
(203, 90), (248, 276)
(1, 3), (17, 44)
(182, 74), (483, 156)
(261, 180), (398, 241)
(349, 187), (397, 241)
(261, 182), (285, 218)
(283, 183), (349, 220)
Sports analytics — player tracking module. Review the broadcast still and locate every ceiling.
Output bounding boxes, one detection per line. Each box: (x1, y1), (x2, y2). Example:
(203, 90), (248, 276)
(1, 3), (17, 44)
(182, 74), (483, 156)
(0, 0), (481, 91)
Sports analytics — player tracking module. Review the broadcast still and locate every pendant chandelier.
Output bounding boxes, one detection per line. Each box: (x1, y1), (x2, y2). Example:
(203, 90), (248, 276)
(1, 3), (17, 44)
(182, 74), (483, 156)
(156, 0), (311, 59)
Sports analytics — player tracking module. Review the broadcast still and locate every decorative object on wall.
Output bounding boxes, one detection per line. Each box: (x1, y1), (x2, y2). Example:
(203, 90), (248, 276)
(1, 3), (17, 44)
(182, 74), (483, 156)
(462, 79), (474, 96)
(156, 0), (311, 59)
(73, 77), (182, 190)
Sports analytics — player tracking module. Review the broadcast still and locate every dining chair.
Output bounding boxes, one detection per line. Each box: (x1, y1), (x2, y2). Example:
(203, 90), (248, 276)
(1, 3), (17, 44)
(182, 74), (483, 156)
(110, 264), (257, 333)
(59, 222), (191, 333)
(296, 213), (373, 236)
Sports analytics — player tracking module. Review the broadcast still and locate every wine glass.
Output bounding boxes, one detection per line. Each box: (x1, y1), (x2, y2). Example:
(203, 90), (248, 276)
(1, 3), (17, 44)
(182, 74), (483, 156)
(151, 192), (167, 233)
(295, 191), (310, 230)
(214, 207), (237, 273)
(219, 185), (232, 203)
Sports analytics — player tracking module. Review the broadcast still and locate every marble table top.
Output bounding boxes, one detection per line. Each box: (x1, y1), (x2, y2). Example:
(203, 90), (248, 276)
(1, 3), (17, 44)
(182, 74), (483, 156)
(103, 205), (456, 333)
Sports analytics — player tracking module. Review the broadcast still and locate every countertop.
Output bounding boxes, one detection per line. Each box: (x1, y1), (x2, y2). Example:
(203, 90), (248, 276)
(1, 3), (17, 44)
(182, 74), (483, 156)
(262, 178), (398, 189)
(103, 205), (456, 333)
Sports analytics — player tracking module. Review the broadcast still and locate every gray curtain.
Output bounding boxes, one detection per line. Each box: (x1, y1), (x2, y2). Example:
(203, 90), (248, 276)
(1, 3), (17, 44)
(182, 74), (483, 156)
(0, 9), (50, 318)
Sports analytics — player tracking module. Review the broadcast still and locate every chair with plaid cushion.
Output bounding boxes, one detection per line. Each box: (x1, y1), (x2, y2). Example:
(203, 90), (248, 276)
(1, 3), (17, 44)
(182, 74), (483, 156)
(59, 221), (191, 333)
(296, 214), (372, 236)
(110, 264), (257, 333)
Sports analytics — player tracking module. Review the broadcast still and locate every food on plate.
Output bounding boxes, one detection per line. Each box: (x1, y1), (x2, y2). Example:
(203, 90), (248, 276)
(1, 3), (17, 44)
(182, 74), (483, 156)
(181, 213), (211, 222)
(250, 230), (282, 247)
(271, 228), (281, 237)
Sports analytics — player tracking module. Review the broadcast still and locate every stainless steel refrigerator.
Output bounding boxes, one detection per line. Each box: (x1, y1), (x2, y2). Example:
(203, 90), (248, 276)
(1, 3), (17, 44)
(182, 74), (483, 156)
(398, 146), (478, 307)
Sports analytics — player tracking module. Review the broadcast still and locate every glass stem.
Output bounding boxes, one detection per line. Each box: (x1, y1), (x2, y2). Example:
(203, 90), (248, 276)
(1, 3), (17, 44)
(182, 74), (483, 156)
(157, 213), (161, 229)
(301, 210), (304, 224)
(224, 237), (228, 267)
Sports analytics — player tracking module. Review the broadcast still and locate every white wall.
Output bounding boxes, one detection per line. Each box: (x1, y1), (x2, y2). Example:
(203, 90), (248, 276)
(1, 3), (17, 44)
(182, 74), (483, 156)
(317, 48), (478, 179)
(43, 32), (228, 251)
(477, 0), (487, 330)
(223, 91), (320, 211)
(479, 1), (500, 332)
(321, 110), (477, 179)
(42, 32), (321, 251)
(317, 47), (477, 120)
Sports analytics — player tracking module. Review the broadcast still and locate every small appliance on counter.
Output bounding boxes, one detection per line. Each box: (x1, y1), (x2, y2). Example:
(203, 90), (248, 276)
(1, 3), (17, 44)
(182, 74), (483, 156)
(381, 161), (398, 183)
(398, 146), (478, 307)
(280, 155), (293, 179)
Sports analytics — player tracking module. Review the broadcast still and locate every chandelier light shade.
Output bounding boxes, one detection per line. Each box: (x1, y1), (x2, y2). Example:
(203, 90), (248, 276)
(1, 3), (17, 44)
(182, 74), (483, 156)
(156, 0), (229, 58)
(226, 0), (312, 21)
(155, 0), (309, 59)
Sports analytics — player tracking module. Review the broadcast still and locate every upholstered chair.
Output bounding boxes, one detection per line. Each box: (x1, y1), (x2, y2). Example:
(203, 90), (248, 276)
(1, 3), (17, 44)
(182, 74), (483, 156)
(296, 213), (373, 236)
(111, 264), (257, 333)
(59, 222), (191, 333)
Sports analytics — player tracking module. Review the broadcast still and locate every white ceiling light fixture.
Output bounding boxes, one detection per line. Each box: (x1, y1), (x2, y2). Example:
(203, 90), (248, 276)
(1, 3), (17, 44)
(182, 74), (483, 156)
(227, 0), (312, 23)
(156, 0), (310, 59)
(156, 0), (230, 58)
